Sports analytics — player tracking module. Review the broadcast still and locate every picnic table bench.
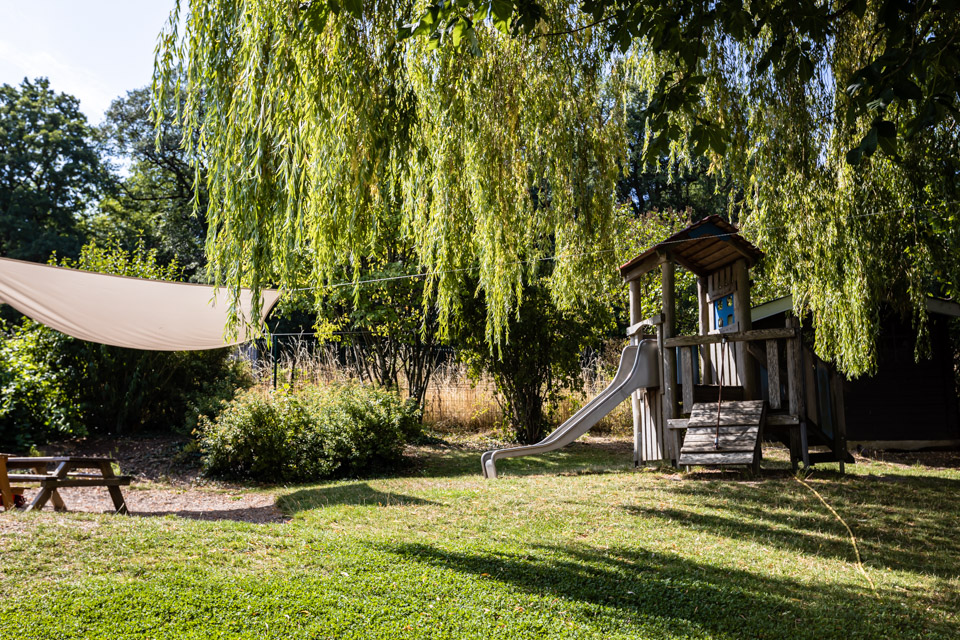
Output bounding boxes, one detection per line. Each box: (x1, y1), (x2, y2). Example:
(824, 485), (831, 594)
(0, 455), (131, 514)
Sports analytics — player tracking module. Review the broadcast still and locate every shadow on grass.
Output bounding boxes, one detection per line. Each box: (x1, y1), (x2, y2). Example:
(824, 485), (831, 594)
(628, 472), (960, 581)
(378, 541), (954, 639)
(410, 441), (635, 479)
(278, 481), (438, 513)
(133, 505), (288, 524)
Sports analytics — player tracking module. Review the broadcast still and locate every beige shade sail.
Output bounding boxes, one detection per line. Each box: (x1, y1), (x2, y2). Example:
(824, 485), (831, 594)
(0, 257), (279, 351)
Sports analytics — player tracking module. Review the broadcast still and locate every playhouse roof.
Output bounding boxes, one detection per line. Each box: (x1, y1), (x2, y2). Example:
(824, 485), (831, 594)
(619, 215), (763, 280)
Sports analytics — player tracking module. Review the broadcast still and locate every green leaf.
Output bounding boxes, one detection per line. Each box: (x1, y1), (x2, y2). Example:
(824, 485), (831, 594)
(452, 19), (466, 47)
(341, 0), (362, 19)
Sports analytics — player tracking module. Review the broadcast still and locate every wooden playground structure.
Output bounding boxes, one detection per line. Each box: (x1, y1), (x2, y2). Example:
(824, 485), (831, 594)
(483, 214), (956, 477)
(621, 216), (850, 472)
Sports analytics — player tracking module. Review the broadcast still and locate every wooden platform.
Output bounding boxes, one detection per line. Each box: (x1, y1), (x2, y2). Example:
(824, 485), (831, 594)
(678, 400), (765, 471)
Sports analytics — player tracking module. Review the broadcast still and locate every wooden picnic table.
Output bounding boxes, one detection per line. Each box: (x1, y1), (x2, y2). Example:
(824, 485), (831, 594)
(0, 456), (131, 514)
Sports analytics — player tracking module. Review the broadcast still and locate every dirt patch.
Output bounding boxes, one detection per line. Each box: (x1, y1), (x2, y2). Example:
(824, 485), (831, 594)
(13, 486), (287, 523)
(9, 435), (288, 524)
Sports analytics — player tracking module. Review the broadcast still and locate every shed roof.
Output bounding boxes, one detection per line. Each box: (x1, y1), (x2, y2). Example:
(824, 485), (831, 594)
(619, 215), (763, 281)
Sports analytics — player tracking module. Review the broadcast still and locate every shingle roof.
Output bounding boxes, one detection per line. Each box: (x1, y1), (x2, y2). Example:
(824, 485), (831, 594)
(619, 215), (763, 280)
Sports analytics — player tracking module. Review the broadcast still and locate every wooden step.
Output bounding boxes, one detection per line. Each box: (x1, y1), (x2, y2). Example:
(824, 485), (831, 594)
(679, 451), (757, 466)
(807, 451), (855, 465)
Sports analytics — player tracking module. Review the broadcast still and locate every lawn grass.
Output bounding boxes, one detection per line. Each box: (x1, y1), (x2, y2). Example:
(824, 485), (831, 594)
(1, 440), (957, 639)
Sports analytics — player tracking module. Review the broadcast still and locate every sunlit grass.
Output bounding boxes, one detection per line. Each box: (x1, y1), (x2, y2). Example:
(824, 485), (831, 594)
(0, 439), (957, 639)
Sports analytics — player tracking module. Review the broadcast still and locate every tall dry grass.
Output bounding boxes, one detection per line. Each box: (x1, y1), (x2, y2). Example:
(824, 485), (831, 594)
(249, 338), (633, 438)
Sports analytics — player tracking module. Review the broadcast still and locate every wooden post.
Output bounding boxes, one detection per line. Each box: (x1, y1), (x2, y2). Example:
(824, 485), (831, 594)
(733, 259), (757, 399)
(785, 316), (806, 470)
(765, 340), (781, 410)
(661, 261), (678, 464)
(629, 280), (643, 467)
(0, 456), (12, 510)
(697, 276), (714, 384)
(680, 347), (694, 414)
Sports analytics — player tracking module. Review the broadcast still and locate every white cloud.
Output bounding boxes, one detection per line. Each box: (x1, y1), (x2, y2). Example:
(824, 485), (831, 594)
(0, 39), (116, 122)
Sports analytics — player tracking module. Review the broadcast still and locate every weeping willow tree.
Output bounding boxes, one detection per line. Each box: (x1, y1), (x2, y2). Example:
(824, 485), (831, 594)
(157, 0), (959, 375)
(155, 0), (627, 348)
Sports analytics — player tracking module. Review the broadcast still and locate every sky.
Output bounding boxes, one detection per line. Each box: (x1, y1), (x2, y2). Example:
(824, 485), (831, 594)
(0, 1), (177, 124)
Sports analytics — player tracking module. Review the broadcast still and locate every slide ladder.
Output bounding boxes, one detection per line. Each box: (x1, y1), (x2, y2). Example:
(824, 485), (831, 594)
(482, 340), (659, 478)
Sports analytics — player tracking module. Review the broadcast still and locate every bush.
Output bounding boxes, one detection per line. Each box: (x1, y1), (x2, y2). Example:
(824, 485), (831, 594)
(198, 383), (421, 483)
(0, 320), (80, 450)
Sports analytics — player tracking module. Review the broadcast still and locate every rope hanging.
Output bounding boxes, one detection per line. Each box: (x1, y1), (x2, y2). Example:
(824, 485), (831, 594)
(715, 337), (728, 449)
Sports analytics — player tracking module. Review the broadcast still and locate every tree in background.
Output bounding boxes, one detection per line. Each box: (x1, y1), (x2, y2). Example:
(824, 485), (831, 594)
(0, 78), (108, 262)
(617, 91), (735, 220)
(94, 85), (209, 277)
(455, 282), (614, 444)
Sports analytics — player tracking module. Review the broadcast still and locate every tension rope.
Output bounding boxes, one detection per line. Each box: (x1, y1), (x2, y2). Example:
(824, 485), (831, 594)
(714, 337), (728, 449)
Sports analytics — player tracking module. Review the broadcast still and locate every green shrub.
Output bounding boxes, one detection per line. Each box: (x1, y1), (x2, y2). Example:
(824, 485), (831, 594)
(0, 320), (80, 450)
(198, 383), (422, 483)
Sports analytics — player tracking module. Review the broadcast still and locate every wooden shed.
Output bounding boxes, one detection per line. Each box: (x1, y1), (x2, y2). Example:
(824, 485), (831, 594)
(752, 295), (960, 451)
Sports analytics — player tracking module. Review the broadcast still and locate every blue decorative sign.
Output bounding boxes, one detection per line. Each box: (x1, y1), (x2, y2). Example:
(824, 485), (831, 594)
(714, 295), (735, 330)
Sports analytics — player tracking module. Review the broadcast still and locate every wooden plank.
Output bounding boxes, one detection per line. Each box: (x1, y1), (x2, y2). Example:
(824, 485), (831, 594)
(679, 451), (756, 466)
(630, 279), (643, 467)
(766, 340), (781, 410)
(682, 442), (757, 453)
(626, 316), (664, 337)
(662, 261), (679, 463)
(733, 259), (757, 400)
(621, 251), (668, 282)
(686, 426), (760, 437)
(786, 317), (803, 417)
(706, 282), (737, 302)
(765, 414), (800, 426)
(667, 419), (690, 430)
(682, 432), (759, 451)
(697, 277), (714, 384)
(626, 314), (664, 337)
(687, 400), (765, 427)
(6, 456), (116, 466)
(39, 477), (131, 488)
(3, 474), (52, 482)
(664, 327), (796, 348)
(680, 347), (694, 413)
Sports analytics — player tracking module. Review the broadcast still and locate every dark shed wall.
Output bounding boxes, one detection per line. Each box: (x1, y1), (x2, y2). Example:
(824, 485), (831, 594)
(843, 316), (960, 443)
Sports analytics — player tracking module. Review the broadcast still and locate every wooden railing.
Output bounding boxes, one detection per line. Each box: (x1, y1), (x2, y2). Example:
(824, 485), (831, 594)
(666, 317), (812, 469)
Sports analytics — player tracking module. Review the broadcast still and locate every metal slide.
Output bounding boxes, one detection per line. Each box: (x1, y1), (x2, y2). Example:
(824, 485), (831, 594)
(481, 339), (660, 478)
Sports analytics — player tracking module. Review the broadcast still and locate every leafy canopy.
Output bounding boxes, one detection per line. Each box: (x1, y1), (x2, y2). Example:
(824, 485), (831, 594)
(158, 1), (960, 375)
(156, 0), (625, 347)
(94, 85), (209, 276)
